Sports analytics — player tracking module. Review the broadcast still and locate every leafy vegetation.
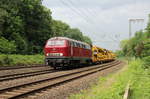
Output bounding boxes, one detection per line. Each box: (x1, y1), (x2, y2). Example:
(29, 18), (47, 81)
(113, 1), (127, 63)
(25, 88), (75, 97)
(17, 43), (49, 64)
(108, 14), (150, 99)
(116, 15), (150, 58)
(0, 54), (44, 66)
(0, 37), (16, 53)
(119, 31), (149, 58)
(116, 14), (150, 68)
(70, 14), (150, 99)
(51, 20), (92, 44)
(69, 59), (150, 99)
(0, 0), (92, 54)
(142, 56), (150, 69)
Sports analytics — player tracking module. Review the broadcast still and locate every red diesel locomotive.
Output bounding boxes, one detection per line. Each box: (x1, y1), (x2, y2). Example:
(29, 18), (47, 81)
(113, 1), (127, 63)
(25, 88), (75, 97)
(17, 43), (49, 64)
(44, 37), (92, 69)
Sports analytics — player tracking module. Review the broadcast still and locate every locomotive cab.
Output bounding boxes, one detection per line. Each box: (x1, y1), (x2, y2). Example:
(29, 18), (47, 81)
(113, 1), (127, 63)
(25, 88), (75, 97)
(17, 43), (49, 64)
(44, 38), (70, 68)
(45, 39), (68, 56)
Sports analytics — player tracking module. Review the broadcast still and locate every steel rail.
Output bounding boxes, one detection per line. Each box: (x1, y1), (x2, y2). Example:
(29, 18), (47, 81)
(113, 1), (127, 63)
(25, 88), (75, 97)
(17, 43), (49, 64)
(0, 69), (56, 82)
(0, 65), (47, 70)
(0, 61), (117, 82)
(0, 60), (121, 99)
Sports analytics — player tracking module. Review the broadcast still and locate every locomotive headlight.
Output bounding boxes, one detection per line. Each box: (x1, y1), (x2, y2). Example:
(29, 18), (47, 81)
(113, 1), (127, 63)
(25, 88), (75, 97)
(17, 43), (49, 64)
(60, 53), (63, 56)
(46, 53), (49, 56)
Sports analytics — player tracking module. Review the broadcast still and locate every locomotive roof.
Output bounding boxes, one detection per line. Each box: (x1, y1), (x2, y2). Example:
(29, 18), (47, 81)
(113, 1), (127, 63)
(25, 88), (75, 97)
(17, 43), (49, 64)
(48, 37), (90, 46)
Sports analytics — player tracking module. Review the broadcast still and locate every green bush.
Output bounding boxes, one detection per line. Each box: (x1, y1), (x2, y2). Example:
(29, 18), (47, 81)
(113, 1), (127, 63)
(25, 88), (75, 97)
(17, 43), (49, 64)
(141, 39), (150, 57)
(3, 55), (14, 65)
(115, 50), (124, 57)
(0, 58), (4, 65)
(142, 56), (150, 69)
(0, 54), (44, 66)
(0, 37), (16, 54)
(0, 55), (14, 66)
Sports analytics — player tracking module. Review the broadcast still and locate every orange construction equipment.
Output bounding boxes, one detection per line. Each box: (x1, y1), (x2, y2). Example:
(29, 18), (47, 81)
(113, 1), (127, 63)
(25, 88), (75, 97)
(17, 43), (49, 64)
(92, 46), (115, 63)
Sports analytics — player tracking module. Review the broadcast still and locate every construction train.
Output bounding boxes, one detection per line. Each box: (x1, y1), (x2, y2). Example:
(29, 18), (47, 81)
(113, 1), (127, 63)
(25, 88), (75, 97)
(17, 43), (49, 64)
(44, 37), (115, 69)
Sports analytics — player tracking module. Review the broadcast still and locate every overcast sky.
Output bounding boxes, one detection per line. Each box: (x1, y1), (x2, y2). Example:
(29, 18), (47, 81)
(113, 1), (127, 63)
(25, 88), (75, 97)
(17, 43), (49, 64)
(42, 0), (150, 51)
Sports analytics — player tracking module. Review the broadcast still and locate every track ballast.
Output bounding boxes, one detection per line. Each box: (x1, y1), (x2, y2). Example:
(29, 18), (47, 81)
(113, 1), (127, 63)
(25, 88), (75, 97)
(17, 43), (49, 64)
(0, 60), (121, 99)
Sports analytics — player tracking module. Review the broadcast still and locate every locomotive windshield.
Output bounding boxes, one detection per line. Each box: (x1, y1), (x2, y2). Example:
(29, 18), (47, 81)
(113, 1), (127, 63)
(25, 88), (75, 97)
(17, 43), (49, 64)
(47, 40), (65, 46)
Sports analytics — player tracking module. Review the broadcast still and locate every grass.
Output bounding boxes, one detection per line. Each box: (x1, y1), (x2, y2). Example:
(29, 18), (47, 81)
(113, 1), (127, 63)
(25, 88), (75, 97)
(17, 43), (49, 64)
(69, 59), (150, 99)
(0, 54), (44, 66)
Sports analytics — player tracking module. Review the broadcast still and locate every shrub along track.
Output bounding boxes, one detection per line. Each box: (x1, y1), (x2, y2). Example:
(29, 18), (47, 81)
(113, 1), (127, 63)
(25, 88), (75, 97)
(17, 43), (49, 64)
(0, 60), (121, 99)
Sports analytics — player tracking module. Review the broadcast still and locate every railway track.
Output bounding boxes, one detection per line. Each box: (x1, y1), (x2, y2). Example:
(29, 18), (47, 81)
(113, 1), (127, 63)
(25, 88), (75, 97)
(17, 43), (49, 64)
(0, 60), (122, 99)
(0, 61), (117, 82)
(0, 69), (56, 82)
(0, 65), (46, 70)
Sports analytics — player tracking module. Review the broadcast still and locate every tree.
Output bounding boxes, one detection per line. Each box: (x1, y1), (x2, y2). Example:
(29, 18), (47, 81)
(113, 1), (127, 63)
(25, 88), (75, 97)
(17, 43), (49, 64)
(66, 28), (84, 41)
(0, 0), (53, 54)
(82, 36), (92, 44)
(0, 0), (92, 54)
(119, 14), (150, 58)
(0, 8), (8, 36)
(51, 20), (70, 37)
(19, 0), (53, 53)
(51, 20), (92, 44)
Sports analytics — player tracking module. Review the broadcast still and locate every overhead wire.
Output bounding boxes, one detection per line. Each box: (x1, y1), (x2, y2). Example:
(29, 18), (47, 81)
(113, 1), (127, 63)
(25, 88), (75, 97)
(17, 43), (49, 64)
(59, 0), (119, 49)
(54, 0), (93, 35)
(54, 0), (87, 28)
(66, 0), (119, 42)
(58, 0), (100, 38)
(66, 0), (107, 32)
(59, 0), (92, 24)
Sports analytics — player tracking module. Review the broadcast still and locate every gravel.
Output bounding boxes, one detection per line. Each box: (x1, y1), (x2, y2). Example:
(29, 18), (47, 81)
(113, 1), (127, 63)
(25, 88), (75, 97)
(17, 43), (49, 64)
(25, 62), (125, 99)
(0, 61), (125, 99)
(0, 61), (117, 90)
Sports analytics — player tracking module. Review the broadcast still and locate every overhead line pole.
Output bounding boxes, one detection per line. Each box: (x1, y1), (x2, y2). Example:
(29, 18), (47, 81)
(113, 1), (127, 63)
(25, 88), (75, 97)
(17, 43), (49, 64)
(129, 20), (131, 38)
(129, 18), (144, 38)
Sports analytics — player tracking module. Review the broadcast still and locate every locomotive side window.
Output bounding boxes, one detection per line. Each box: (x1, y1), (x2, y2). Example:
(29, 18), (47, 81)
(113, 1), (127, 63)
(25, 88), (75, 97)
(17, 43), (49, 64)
(78, 43), (81, 48)
(82, 44), (84, 48)
(81, 44), (83, 48)
(73, 42), (76, 47)
(85, 45), (89, 49)
(83, 45), (86, 49)
(86, 45), (89, 49)
(81, 44), (84, 48)
(80, 43), (82, 48)
(79, 43), (81, 48)
(85, 45), (87, 49)
(70, 41), (74, 47)
(76, 42), (78, 47)
(86, 45), (91, 50)
(74, 42), (77, 47)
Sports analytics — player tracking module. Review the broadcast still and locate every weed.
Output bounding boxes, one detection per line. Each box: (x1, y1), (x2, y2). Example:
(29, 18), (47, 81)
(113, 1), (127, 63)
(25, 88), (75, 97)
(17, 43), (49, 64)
(69, 59), (150, 99)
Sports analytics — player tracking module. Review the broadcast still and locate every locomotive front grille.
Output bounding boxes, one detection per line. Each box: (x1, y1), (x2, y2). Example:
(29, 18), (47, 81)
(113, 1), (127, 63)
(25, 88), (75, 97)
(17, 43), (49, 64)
(47, 53), (63, 56)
